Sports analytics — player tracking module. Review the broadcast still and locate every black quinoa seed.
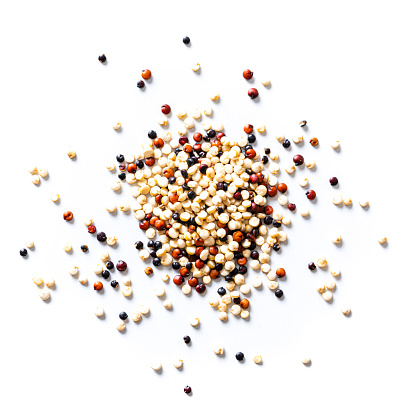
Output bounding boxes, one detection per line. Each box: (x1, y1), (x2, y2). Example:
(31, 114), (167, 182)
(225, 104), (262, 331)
(235, 352), (244, 361)
(272, 220), (281, 228)
(275, 289), (284, 298)
(97, 232), (107, 242)
(217, 287), (226, 296)
(148, 130), (157, 139)
(135, 241), (144, 250)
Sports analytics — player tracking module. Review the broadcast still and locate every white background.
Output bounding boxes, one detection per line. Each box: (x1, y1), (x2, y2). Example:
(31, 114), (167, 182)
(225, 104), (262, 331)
(1, 0), (416, 415)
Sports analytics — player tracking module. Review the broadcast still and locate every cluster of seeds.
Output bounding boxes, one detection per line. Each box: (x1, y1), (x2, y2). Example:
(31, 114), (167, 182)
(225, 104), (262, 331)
(107, 117), (296, 320)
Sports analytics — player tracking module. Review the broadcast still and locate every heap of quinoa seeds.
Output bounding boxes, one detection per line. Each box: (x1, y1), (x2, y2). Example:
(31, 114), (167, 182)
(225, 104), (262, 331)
(125, 125), (285, 320)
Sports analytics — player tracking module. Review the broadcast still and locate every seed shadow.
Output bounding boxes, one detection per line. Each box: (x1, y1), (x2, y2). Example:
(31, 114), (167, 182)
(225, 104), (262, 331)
(123, 291), (133, 300)
(254, 284), (264, 292)
(158, 293), (167, 301)
(151, 365), (163, 375)
(303, 361), (312, 367)
(380, 241), (388, 248)
(333, 146), (341, 153)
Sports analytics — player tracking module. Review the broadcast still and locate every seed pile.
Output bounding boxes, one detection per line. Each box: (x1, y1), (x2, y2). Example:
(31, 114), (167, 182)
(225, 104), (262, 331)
(108, 119), (298, 320)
